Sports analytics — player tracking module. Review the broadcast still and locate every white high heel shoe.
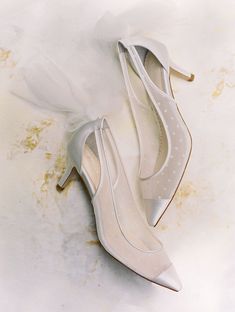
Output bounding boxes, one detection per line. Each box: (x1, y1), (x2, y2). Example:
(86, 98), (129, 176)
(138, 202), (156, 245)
(117, 37), (194, 226)
(57, 117), (182, 291)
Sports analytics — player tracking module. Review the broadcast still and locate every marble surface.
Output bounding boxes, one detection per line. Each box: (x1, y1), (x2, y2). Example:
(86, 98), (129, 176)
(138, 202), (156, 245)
(0, 0), (235, 311)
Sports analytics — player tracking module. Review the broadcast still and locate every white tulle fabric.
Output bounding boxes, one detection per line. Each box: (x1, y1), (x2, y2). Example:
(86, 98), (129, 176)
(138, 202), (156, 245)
(0, 0), (179, 131)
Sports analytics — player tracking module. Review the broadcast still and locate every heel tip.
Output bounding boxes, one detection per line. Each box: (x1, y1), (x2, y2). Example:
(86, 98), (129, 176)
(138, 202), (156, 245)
(56, 184), (64, 192)
(188, 74), (195, 82)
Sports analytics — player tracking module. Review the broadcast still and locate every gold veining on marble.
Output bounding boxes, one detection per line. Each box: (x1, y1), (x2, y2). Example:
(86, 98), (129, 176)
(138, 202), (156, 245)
(40, 171), (55, 193)
(0, 48), (16, 68)
(45, 152), (52, 160)
(20, 119), (53, 153)
(86, 240), (100, 246)
(8, 119), (54, 159)
(212, 80), (225, 98)
(159, 224), (168, 231)
(54, 154), (66, 173)
(0, 48), (11, 62)
(212, 66), (235, 99)
(174, 181), (197, 208)
(40, 151), (66, 193)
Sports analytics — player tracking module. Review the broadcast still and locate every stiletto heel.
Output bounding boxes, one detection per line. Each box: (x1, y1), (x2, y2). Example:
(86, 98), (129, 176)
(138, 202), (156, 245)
(57, 162), (74, 190)
(170, 61), (194, 81)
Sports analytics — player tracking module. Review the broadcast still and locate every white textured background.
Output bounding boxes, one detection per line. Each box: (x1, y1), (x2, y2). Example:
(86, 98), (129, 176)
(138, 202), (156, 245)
(0, 0), (234, 311)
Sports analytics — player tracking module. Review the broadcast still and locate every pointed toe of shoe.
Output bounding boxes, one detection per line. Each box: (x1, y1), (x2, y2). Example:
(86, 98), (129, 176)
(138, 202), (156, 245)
(153, 265), (182, 292)
(145, 199), (169, 226)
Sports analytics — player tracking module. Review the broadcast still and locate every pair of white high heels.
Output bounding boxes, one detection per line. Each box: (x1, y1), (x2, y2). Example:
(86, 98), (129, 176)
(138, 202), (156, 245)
(57, 36), (194, 291)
